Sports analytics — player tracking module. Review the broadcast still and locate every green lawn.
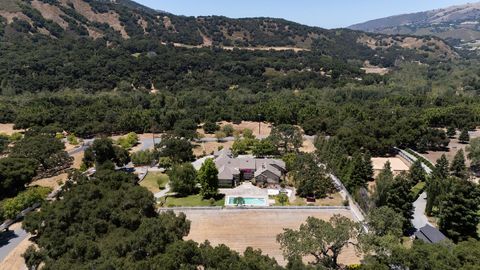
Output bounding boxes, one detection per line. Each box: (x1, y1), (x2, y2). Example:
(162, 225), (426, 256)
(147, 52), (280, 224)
(164, 194), (224, 207)
(411, 182), (426, 199)
(139, 172), (169, 194)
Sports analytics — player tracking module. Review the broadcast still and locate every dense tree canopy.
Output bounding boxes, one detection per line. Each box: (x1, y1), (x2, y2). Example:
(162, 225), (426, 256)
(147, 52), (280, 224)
(22, 168), (284, 269)
(0, 157), (38, 199)
(83, 138), (130, 168)
(10, 135), (71, 172)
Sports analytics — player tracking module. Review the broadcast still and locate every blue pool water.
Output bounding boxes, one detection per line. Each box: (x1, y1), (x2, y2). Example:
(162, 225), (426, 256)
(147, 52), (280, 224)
(227, 197), (267, 206)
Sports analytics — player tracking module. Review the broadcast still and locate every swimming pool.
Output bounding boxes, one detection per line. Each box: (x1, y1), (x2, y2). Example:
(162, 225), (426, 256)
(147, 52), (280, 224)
(226, 196), (268, 206)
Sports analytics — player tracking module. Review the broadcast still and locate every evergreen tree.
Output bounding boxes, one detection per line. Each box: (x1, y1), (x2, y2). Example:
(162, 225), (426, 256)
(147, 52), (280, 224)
(198, 158), (219, 198)
(433, 154), (449, 180)
(385, 174), (414, 233)
(372, 161), (393, 207)
(446, 126), (456, 138)
(362, 151), (374, 181)
(425, 176), (438, 216)
(416, 136), (429, 153)
(409, 160), (426, 184)
(459, 129), (470, 144)
(450, 149), (467, 179)
(439, 179), (480, 242)
(426, 154), (451, 215)
(347, 151), (369, 191)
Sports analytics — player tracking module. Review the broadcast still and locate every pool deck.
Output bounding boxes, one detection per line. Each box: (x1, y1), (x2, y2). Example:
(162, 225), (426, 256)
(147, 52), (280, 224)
(221, 182), (270, 206)
(225, 195), (269, 206)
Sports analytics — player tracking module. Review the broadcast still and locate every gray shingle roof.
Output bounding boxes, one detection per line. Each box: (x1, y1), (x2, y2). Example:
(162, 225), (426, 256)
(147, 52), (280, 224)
(414, 225), (447, 244)
(212, 148), (285, 180)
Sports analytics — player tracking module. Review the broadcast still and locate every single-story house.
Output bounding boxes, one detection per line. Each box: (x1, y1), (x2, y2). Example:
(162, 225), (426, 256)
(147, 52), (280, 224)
(212, 148), (286, 187)
(414, 225), (447, 244)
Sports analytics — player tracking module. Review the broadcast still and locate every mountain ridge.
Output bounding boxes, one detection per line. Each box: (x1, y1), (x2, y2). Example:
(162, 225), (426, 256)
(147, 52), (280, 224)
(349, 2), (480, 50)
(0, 0), (458, 62)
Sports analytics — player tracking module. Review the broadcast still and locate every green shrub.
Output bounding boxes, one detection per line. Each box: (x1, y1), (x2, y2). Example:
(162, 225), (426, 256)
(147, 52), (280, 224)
(0, 186), (52, 220)
(131, 149), (155, 166)
(67, 134), (79, 145)
(117, 132), (139, 149)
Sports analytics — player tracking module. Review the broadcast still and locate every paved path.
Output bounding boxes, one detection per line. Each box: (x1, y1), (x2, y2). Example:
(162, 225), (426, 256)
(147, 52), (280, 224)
(412, 192), (430, 229)
(138, 138), (161, 151)
(0, 225), (28, 263)
(154, 184), (171, 199)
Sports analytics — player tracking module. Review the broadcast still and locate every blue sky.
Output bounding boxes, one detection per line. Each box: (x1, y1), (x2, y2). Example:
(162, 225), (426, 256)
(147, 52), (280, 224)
(136, 0), (475, 28)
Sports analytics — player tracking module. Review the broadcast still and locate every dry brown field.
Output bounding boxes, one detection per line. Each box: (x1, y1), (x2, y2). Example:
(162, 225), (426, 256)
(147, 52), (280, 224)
(176, 208), (361, 266)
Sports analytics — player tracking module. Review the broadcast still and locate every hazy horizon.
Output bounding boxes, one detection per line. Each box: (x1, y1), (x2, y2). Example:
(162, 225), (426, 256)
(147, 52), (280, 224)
(136, 0), (477, 29)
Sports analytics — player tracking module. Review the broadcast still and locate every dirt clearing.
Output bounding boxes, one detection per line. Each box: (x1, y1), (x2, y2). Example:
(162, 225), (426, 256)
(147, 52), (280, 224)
(424, 129), (480, 166)
(219, 121), (272, 138)
(175, 208), (360, 266)
(29, 173), (68, 190)
(0, 124), (23, 135)
(193, 141), (234, 157)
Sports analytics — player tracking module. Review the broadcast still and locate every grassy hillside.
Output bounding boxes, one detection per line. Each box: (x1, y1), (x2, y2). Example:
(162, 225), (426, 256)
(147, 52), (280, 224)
(0, 0), (457, 61)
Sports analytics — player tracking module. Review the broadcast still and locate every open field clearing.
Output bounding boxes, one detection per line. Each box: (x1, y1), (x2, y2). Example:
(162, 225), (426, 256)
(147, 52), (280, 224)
(29, 173), (68, 190)
(219, 121), (272, 137)
(300, 138), (316, 153)
(0, 124), (23, 136)
(424, 129), (480, 166)
(193, 141), (234, 157)
(71, 151), (84, 169)
(139, 172), (169, 193)
(176, 208), (360, 266)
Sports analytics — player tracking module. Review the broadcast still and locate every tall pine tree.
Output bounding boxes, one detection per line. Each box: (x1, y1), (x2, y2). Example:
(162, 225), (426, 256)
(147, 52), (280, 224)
(459, 129), (470, 144)
(409, 159), (426, 184)
(439, 179), (480, 242)
(426, 154), (450, 215)
(385, 174), (414, 233)
(450, 149), (467, 179)
(372, 161), (394, 207)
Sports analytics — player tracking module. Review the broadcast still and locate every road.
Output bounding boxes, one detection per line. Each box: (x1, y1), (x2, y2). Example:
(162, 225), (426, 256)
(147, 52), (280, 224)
(154, 184), (171, 199)
(196, 135), (315, 143)
(0, 225), (28, 263)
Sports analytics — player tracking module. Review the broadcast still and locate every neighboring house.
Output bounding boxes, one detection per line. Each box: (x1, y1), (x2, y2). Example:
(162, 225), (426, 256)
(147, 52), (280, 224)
(414, 225), (447, 244)
(212, 148), (286, 187)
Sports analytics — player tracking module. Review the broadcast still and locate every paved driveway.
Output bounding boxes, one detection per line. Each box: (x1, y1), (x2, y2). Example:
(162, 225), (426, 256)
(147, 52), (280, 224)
(0, 224), (28, 262)
(412, 192), (430, 229)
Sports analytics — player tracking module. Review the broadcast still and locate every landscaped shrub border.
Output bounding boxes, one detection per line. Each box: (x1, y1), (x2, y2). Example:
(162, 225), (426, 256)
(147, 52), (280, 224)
(405, 149), (435, 171)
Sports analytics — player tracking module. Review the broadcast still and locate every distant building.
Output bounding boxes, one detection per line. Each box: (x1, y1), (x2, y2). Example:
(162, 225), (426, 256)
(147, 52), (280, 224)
(211, 148), (286, 187)
(414, 225), (447, 244)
